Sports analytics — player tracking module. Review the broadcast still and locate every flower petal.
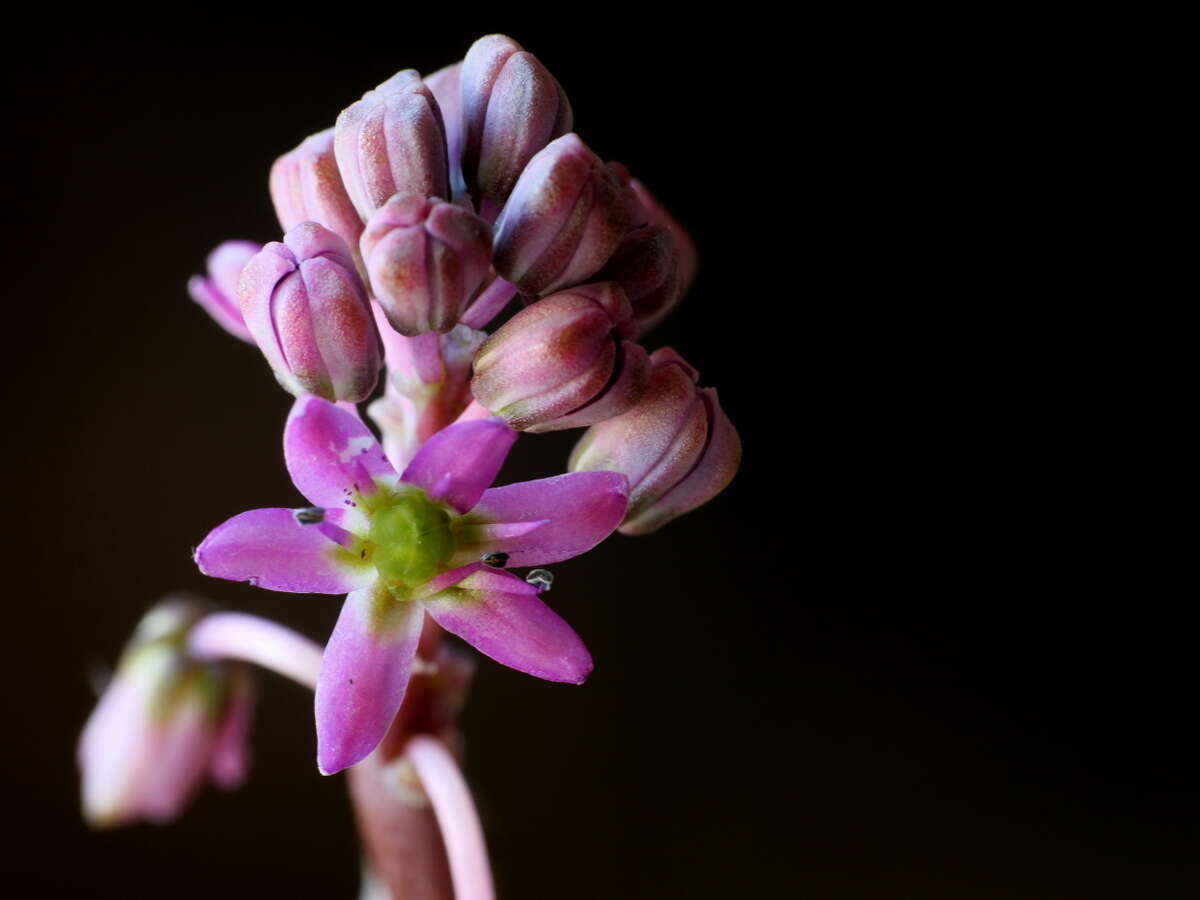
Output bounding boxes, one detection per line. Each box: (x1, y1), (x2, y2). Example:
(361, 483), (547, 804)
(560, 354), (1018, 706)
(285, 395), (397, 511)
(136, 699), (216, 823)
(209, 669), (254, 789)
(315, 583), (425, 774)
(422, 568), (592, 683)
(195, 508), (373, 594)
(451, 471), (628, 568)
(78, 657), (165, 827)
(400, 418), (516, 514)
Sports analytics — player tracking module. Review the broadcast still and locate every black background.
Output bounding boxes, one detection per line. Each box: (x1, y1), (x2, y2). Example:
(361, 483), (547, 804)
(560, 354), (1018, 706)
(1, 17), (1190, 900)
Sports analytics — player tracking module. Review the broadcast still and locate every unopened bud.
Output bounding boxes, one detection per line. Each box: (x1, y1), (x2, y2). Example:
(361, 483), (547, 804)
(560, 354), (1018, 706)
(334, 70), (450, 221)
(361, 193), (492, 336)
(592, 225), (682, 335)
(238, 222), (382, 402)
(629, 178), (698, 295)
(471, 282), (649, 432)
(569, 348), (740, 534)
(270, 129), (364, 254)
(459, 34), (573, 220)
(492, 134), (632, 297)
(187, 241), (260, 342)
(424, 62), (465, 199)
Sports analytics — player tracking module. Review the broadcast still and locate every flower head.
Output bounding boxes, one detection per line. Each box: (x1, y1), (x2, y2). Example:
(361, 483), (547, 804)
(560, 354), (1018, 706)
(195, 396), (628, 773)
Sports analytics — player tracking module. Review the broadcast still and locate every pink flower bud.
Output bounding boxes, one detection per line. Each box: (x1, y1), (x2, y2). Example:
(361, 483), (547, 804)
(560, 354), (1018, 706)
(569, 348), (740, 534)
(187, 241), (260, 342)
(269, 129), (364, 254)
(492, 134), (633, 297)
(238, 222), (382, 402)
(630, 178), (698, 294)
(592, 225), (682, 336)
(360, 193), (492, 336)
(459, 34), (573, 220)
(471, 282), (649, 432)
(77, 600), (254, 828)
(334, 70), (450, 221)
(424, 62), (465, 198)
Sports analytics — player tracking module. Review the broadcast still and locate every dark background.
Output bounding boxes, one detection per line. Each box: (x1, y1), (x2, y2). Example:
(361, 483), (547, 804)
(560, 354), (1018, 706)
(2, 18), (1190, 900)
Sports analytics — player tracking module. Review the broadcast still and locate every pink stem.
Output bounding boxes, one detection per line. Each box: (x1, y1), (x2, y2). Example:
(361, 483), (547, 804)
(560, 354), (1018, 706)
(405, 736), (495, 900)
(187, 612), (323, 690)
(461, 277), (518, 330)
(410, 332), (445, 384)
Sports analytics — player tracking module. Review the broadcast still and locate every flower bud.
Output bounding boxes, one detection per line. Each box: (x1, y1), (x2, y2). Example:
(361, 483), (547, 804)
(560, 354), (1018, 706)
(424, 62), (465, 199)
(361, 193), (492, 336)
(238, 222), (382, 402)
(605, 161), (650, 229)
(492, 134), (633, 297)
(592, 225), (682, 336)
(334, 70), (450, 221)
(569, 348), (740, 534)
(630, 178), (698, 295)
(187, 241), (260, 342)
(269, 129), (364, 254)
(78, 599), (254, 828)
(459, 33), (573, 220)
(471, 282), (649, 432)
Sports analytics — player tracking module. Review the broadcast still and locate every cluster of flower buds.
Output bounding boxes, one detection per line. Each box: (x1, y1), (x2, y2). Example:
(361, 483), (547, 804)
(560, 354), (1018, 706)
(78, 599), (253, 827)
(176, 32), (742, 787)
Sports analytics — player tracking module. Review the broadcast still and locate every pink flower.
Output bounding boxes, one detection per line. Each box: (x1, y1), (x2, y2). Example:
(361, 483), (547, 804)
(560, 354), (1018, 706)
(78, 600), (254, 827)
(195, 396), (628, 774)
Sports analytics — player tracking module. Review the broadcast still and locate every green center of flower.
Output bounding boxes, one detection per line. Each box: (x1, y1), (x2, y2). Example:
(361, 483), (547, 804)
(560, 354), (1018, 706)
(368, 489), (454, 587)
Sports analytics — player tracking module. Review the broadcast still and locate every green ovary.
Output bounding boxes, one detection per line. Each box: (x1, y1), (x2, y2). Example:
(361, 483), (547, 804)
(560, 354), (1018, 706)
(368, 490), (455, 587)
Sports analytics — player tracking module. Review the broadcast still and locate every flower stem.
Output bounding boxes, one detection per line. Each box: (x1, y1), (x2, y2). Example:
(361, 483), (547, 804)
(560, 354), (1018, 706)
(462, 277), (518, 330)
(186, 612), (323, 690)
(406, 736), (496, 900)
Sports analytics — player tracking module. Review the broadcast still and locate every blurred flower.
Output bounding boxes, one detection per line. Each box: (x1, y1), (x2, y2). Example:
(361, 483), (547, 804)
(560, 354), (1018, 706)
(195, 395), (628, 773)
(78, 599), (253, 828)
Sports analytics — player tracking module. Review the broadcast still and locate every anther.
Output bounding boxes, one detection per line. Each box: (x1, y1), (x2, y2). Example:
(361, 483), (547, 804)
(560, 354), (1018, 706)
(525, 569), (554, 592)
(481, 552), (510, 568)
(293, 506), (326, 525)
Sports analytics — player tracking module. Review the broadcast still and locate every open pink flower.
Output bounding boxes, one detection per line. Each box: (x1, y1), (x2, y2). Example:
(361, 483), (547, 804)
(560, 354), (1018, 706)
(195, 396), (628, 774)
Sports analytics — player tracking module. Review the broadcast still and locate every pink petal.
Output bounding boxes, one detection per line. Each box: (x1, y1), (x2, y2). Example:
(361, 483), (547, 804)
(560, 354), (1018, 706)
(315, 583), (425, 774)
(400, 418), (516, 514)
(209, 669), (255, 789)
(136, 699), (216, 823)
(195, 507), (373, 594)
(78, 660), (163, 826)
(452, 471), (628, 568)
(285, 394), (397, 511)
(422, 568), (592, 683)
(187, 240), (259, 343)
